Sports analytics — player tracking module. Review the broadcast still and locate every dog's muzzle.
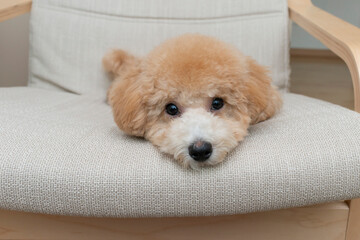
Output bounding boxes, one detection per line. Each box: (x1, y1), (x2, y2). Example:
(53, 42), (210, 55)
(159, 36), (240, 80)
(188, 140), (212, 162)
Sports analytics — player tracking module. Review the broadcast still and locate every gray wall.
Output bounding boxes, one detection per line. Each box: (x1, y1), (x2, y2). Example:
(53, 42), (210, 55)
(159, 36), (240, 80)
(0, 13), (30, 87)
(291, 0), (360, 49)
(0, 1), (359, 87)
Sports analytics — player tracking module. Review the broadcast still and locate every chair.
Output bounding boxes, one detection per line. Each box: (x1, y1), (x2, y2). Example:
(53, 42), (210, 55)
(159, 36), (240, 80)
(0, 0), (359, 239)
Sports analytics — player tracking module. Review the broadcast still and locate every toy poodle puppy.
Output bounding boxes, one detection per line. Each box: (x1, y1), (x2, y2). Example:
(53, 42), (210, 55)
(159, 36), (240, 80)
(103, 34), (282, 169)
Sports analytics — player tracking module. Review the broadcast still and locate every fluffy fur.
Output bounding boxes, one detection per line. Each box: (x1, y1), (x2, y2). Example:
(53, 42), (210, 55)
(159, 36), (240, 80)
(103, 34), (282, 168)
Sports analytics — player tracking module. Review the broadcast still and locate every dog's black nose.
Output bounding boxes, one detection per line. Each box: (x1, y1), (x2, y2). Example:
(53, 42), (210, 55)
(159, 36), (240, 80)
(188, 141), (212, 162)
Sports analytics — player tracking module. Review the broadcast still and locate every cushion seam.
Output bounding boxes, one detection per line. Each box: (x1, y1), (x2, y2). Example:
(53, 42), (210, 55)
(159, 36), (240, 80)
(33, 4), (284, 24)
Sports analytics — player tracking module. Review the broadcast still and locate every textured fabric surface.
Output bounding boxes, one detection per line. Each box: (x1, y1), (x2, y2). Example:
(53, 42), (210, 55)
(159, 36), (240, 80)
(28, 0), (290, 99)
(1, 87), (360, 217)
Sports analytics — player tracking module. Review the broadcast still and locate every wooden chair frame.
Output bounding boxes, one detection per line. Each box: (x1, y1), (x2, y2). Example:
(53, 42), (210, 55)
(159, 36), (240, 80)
(0, 0), (359, 239)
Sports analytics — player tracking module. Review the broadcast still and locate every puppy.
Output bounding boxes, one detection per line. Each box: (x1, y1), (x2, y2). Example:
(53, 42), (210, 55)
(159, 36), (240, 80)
(103, 34), (282, 169)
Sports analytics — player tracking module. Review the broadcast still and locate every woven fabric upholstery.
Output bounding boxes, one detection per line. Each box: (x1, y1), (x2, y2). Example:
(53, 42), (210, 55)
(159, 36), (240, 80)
(28, 0), (290, 99)
(1, 87), (359, 217)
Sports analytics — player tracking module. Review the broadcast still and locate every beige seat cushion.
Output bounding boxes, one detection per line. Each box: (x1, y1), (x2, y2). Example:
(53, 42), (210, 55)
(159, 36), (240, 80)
(0, 87), (359, 217)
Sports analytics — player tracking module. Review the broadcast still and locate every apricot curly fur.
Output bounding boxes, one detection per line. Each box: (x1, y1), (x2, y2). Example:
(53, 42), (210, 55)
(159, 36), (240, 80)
(104, 34), (282, 168)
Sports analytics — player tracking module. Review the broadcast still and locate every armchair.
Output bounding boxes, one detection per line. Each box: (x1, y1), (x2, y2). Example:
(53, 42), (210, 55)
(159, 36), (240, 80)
(0, 0), (359, 239)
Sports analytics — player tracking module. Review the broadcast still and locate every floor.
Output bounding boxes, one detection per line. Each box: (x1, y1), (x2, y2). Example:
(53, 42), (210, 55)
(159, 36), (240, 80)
(289, 56), (354, 110)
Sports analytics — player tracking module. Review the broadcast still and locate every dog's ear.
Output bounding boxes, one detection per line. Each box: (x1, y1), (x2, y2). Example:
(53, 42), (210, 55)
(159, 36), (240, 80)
(245, 57), (282, 124)
(105, 49), (147, 137)
(103, 49), (140, 77)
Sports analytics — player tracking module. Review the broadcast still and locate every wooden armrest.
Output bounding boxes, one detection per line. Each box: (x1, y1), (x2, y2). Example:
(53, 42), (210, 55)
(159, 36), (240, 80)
(0, 0), (32, 22)
(288, 0), (360, 113)
(289, 2), (360, 239)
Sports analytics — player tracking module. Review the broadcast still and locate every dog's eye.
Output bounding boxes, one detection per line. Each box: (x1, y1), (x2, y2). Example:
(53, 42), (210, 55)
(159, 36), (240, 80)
(165, 103), (179, 116)
(211, 98), (224, 111)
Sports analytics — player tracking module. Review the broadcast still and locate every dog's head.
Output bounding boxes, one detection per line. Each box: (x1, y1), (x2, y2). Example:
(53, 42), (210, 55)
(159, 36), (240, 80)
(104, 34), (282, 168)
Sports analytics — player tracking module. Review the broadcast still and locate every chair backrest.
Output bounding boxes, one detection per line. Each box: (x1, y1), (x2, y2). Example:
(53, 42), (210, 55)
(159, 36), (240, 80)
(28, 0), (290, 99)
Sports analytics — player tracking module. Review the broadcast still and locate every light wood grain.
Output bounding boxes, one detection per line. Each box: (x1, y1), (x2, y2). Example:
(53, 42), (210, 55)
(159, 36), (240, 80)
(345, 199), (360, 240)
(290, 56), (353, 109)
(288, 0), (360, 239)
(0, 202), (349, 240)
(288, 0), (360, 112)
(0, 0), (32, 22)
(291, 48), (339, 59)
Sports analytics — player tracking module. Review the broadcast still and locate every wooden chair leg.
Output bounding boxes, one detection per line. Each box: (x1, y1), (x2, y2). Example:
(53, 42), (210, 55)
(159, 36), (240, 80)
(346, 199), (360, 240)
(0, 202), (349, 240)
